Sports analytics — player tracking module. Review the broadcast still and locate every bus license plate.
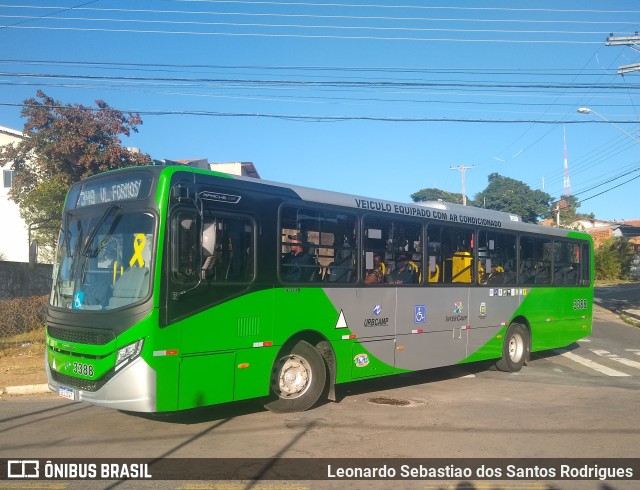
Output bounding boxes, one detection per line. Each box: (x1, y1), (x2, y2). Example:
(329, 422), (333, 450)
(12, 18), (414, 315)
(59, 386), (76, 401)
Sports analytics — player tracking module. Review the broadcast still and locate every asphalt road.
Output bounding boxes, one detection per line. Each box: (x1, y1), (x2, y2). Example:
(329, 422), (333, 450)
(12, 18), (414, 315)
(595, 282), (640, 314)
(3, 283), (640, 488)
(1, 302), (639, 489)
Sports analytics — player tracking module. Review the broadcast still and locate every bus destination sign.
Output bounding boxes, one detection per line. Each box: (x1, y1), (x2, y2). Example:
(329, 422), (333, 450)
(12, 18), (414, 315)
(74, 175), (152, 208)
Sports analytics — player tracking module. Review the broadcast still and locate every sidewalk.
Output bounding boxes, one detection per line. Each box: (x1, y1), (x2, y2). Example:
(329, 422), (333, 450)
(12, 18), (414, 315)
(618, 304), (640, 326)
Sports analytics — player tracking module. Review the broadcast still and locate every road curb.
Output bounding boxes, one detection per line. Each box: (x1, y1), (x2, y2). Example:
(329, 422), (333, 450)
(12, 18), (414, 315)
(1, 384), (50, 396)
(619, 308), (640, 327)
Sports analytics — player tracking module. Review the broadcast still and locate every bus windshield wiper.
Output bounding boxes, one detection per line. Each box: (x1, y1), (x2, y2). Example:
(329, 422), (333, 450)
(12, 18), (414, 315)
(81, 204), (120, 257)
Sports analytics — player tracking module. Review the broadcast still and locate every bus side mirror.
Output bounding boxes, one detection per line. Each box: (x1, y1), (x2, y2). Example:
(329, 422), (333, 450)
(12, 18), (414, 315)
(28, 240), (38, 270)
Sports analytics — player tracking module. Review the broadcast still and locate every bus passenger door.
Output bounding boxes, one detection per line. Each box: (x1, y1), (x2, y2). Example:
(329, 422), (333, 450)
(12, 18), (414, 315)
(393, 288), (468, 372)
(468, 286), (521, 362)
(326, 288), (397, 380)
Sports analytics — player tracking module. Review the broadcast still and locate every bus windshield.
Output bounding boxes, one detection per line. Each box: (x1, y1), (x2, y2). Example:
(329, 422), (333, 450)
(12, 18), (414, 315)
(50, 208), (155, 310)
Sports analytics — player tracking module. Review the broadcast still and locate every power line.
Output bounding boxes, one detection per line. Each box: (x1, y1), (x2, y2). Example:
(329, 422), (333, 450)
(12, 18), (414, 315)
(572, 165), (640, 197)
(2, 101), (638, 124)
(0, 59), (623, 76)
(8, 2), (640, 15)
(4, 5), (640, 27)
(0, 11), (637, 35)
(580, 172), (640, 202)
(0, 1), (100, 31)
(3, 70), (640, 90)
(2, 25), (614, 44)
(169, 1), (640, 15)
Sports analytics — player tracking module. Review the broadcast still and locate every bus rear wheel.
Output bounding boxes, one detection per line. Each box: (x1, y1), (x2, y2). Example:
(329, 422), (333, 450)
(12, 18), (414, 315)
(495, 323), (528, 372)
(264, 340), (327, 413)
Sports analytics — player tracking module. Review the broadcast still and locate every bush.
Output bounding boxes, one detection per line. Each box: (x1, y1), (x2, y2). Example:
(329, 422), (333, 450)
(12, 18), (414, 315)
(594, 237), (635, 281)
(0, 295), (48, 345)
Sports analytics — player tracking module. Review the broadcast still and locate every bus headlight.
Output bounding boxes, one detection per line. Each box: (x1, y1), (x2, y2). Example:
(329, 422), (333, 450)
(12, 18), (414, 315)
(115, 339), (144, 371)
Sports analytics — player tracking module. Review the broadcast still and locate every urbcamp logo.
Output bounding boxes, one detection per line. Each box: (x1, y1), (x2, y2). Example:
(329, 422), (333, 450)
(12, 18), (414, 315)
(354, 353), (370, 367)
(446, 301), (468, 322)
(364, 316), (389, 327)
(365, 304), (389, 327)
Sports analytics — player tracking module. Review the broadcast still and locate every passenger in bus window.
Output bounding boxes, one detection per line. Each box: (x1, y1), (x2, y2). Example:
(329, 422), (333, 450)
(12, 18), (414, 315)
(387, 254), (417, 285)
(364, 251), (386, 284)
(281, 233), (318, 282)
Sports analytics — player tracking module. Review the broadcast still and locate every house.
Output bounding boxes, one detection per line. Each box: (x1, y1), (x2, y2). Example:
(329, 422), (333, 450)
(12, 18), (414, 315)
(0, 125), (28, 262)
(561, 217), (640, 252)
(612, 220), (640, 253)
(175, 159), (261, 178)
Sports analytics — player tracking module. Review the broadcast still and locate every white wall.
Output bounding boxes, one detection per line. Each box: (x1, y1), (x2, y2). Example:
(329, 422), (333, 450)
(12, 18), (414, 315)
(0, 126), (28, 262)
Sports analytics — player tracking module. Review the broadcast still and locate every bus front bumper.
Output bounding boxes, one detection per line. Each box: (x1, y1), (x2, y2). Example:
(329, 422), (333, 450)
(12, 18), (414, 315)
(46, 351), (157, 413)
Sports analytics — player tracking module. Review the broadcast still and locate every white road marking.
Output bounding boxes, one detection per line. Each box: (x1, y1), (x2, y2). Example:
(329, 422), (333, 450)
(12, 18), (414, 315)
(590, 349), (640, 370)
(554, 349), (630, 377)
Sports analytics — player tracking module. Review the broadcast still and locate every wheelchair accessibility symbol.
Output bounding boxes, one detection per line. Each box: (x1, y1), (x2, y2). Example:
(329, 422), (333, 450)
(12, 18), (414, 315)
(73, 291), (84, 309)
(414, 305), (426, 324)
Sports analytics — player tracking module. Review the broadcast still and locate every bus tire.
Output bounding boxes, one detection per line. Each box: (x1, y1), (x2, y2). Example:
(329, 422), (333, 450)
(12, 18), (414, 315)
(495, 323), (528, 372)
(264, 340), (327, 413)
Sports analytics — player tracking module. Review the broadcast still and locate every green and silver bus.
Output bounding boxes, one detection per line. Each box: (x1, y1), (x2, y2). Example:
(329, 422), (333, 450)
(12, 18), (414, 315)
(46, 164), (593, 413)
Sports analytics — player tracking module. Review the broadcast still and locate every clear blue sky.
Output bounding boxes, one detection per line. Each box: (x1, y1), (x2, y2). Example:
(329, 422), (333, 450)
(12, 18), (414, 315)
(1, 1), (639, 221)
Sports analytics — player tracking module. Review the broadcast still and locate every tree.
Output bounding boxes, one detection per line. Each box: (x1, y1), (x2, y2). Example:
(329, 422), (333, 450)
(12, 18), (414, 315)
(411, 188), (465, 205)
(552, 195), (595, 228)
(473, 173), (553, 223)
(411, 173), (552, 223)
(0, 91), (152, 257)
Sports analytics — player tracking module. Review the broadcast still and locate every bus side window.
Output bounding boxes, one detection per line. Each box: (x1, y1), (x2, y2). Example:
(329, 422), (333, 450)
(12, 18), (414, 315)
(171, 211), (199, 285)
(363, 218), (422, 285)
(432, 225), (474, 284)
(426, 228), (441, 283)
(201, 215), (254, 283)
(280, 206), (356, 284)
(363, 218), (390, 285)
(580, 242), (591, 286)
(478, 231), (516, 285)
(553, 241), (581, 286)
(519, 236), (551, 285)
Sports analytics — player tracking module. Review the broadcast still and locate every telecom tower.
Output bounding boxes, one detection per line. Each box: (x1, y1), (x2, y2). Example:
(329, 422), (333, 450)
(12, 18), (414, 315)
(562, 126), (571, 196)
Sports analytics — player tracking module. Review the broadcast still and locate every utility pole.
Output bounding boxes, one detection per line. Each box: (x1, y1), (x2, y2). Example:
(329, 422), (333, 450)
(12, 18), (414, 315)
(450, 165), (474, 206)
(562, 125), (571, 196)
(605, 33), (640, 74)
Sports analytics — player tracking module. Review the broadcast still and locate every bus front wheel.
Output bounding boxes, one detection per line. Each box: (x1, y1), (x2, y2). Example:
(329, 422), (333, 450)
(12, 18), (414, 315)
(264, 340), (327, 413)
(495, 323), (528, 372)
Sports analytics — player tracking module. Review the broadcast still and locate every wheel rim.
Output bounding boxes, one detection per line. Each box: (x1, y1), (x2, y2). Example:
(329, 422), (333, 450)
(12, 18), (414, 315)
(274, 354), (312, 399)
(508, 332), (524, 362)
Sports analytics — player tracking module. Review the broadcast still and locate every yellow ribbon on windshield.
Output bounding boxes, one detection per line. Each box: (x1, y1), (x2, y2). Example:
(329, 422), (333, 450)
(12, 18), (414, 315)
(129, 234), (146, 268)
